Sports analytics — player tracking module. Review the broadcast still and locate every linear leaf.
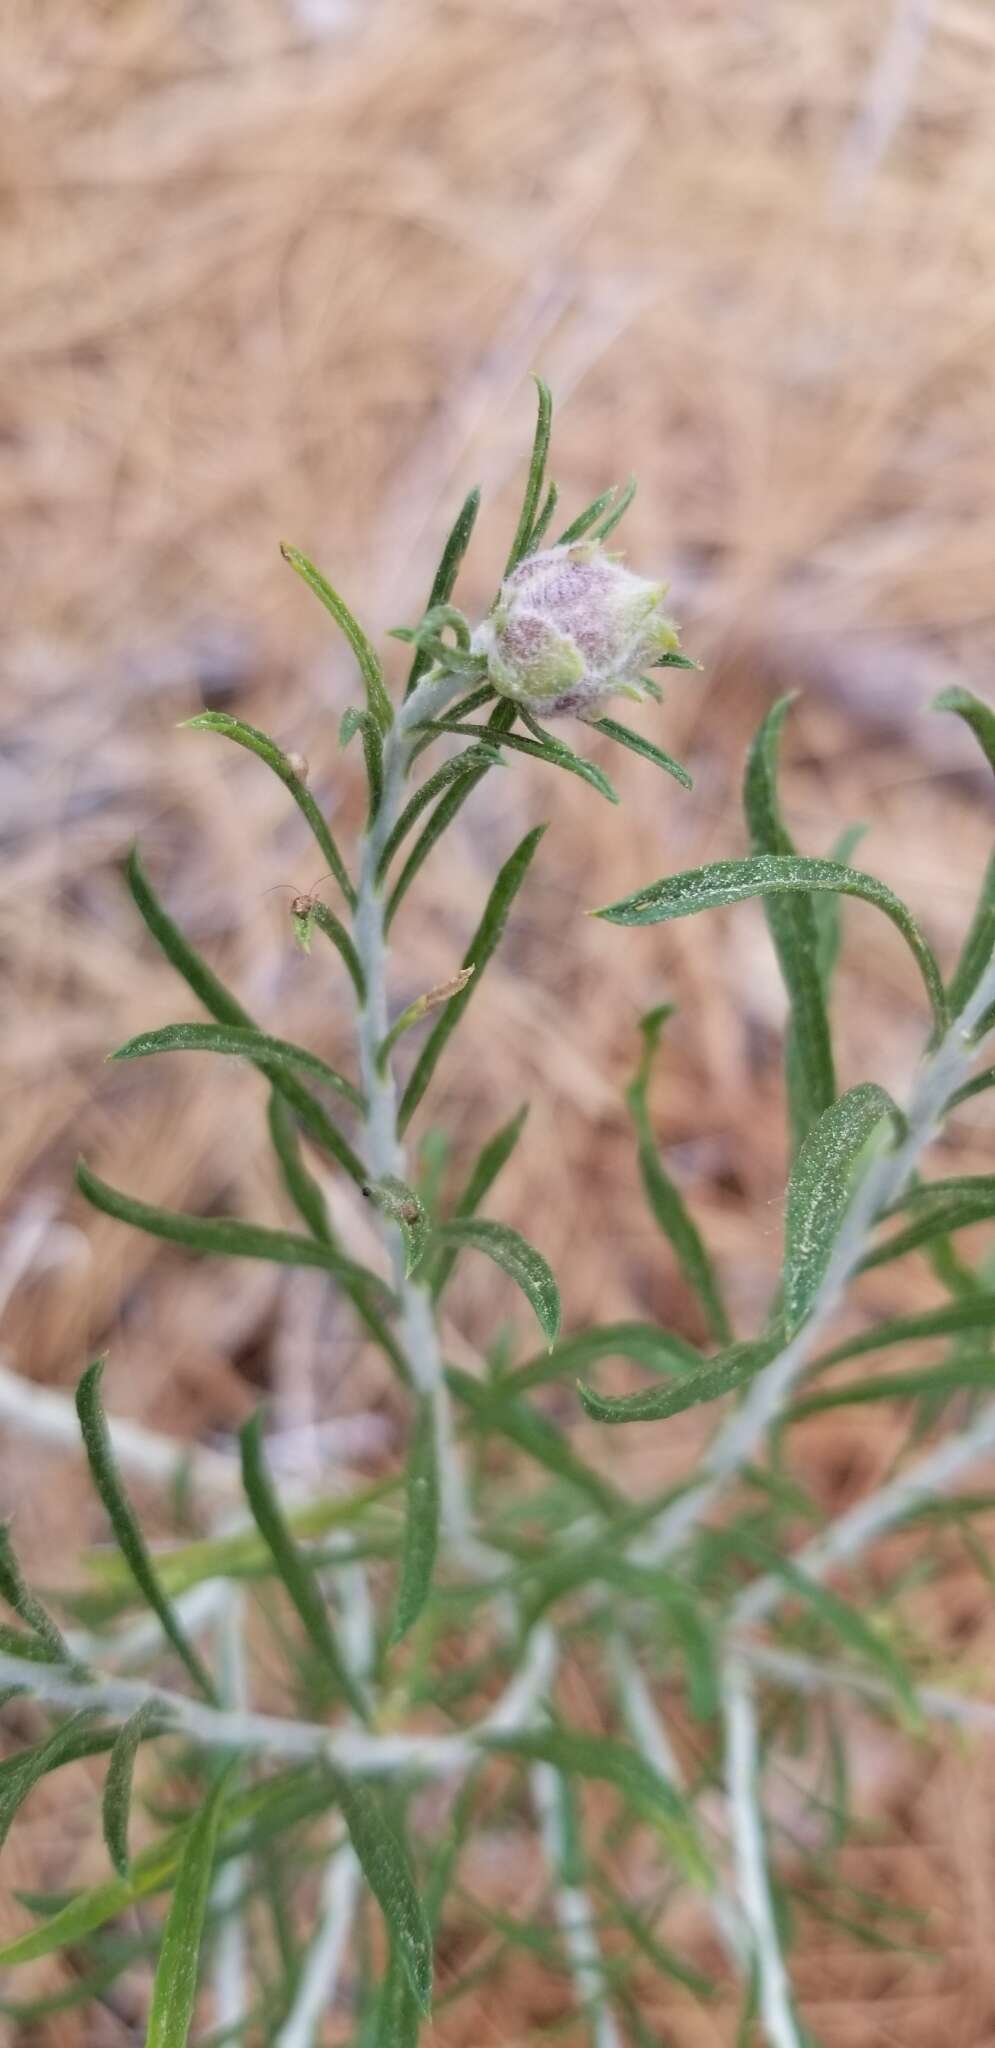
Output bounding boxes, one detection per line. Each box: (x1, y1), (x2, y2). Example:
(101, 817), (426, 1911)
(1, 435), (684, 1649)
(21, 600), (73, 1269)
(593, 474), (636, 540)
(405, 487), (481, 695)
(488, 1728), (709, 1883)
(429, 1105), (529, 1300)
(449, 1369), (618, 1511)
(376, 746), (503, 881)
(933, 685), (995, 775)
(373, 1946), (421, 2048)
(948, 1064), (995, 1111)
(579, 1334), (778, 1425)
(281, 545), (393, 732)
(384, 750), (500, 932)
(419, 717), (618, 803)
(743, 697), (836, 1150)
(864, 1176), (995, 1269)
(502, 1321), (701, 1399)
(112, 1021), (364, 1112)
(594, 853), (947, 1033)
(784, 1084), (898, 1333)
(555, 485), (620, 547)
(948, 850), (995, 1016)
(525, 478), (559, 553)
(398, 825), (546, 1132)
(0, 1524), (70, 1662)
(266, 1090), (333, 1243)
(239, 1412), (368, 1721)
(1, 1719), (116, 1852)
(77, 1162), (392, 1309)
(757, 1550), (919, 1720)
(504, 375), (553, 574)
(183, 712), (352, 906)
(330, 1775), (432, 2013)
(364, 1176), (429, 1277)
(307, 900), (365, 999)
(76, 1360), (217, 1702)
(390, 1397), (439, 1643)
(627, 1007), (730, 1344)
(431, 1218), (560, 1344)
(791, 1357), (995, 1420)
(125, 849), (366, 1183)
(103, 1701), (163, 1877)
(813, 1297), (995, 1371)
(591, 717), (692, 790)
(146, 1766), (232, 2048)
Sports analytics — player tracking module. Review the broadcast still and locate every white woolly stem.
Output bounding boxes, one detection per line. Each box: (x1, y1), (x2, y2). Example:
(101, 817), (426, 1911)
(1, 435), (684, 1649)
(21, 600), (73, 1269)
(738, 1640), (995, 1736)
(637, 954), (995, 1569)
(272, 1845), (361, 2048)
(0, 1624), (556, 1776)
(0, 1360), (238, 1496)
(210, 1587), (250, 2032)
(723, 1657), (802, 2048)
(351, 669), (502, 1578)
(531, 1757), (623, 2048)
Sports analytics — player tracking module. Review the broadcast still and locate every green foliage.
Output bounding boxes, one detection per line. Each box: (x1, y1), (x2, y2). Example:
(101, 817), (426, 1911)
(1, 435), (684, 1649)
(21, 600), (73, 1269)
(8, 391), (994, 2048)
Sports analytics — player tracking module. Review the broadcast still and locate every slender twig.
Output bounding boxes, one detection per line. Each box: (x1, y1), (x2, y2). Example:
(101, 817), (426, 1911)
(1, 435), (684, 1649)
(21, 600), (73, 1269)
(0, 1625), (556, 1776)
(738, 1640), (995, 1737)
(272, 1845), (361, 2048)
(723, 1657), (801, 2048)
(210, 1588), (250, 2033)
(636, 955), (995, 1569)
(531, 1758), (623, 2048)
(350, 666), (504, 1579)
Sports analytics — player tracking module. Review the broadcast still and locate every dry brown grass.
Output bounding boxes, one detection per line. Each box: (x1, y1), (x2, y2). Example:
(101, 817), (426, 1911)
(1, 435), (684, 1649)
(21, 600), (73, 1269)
(3, 0), (995, 2039)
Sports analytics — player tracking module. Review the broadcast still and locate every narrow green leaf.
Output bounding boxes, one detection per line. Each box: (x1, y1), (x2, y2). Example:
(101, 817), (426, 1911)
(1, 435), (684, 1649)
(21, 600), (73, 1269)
(784, 1084), (898, 1333)
(384, 757), (498, 932)
(103, 1701), (163, 1877)
(524, 478), (559, 553)
(448, 1369), (618, 1511)
(281, 545), (393, 733)
(431, 1217), (560, 1344)
(1, 1719), (116, 1852)
(373, 1947), (421, 2048)
(125, 849), (366, 1183)
(502, 1321), (700, 1399)
(933, 685), (995, 775)
(360, 709), (385, 816)
(487, 1728), (709, 1884)
(758, 1549), (920, 1720)
(591, 716), (692, 790)
(594, 853), (947, 1033)
(0, 1524), (70, 1662)
(398, 825), (547, 1132)
(406, 488), (481, 695)
(112, 1020), (364, 1112)
(593, 474), (636, 541)
(813, 1296), (995, 1372)
(390, 1397), (439, 1643)
(948, 850), (995, 1017)
(406, 682), (497, 767)
(948, 1064), (995, 1111)
(504, 375), (553, 574)
(791, 1356), (995, 1420)
(183, 712), (352, 907)
(555, 485), (619, 548)
(864, 1176), (995, 1270)
(418, 717), (619, 804)
(627, 1007), (730, 1344)
(307, 900), (365, 999)
(239, 1412), (368, 1721)
(429, 1105), (529, 1300)
(146, 1766), (232, 2048)
(331, 1775), (432, 2013)
(363, 1176), (430, 1277)
(743, 697), (836, 1149)
(77, 1161), (391, 1309)
(266, 1090), (333, 1244)
(76, 1360), (217, 1702)
(376, 746), (503, 882)
(579, 1335), (778, 1425)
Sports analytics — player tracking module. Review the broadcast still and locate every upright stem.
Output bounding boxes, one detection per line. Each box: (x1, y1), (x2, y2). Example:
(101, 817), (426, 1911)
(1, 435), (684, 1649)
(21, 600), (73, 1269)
(351, 672), (496, 1574)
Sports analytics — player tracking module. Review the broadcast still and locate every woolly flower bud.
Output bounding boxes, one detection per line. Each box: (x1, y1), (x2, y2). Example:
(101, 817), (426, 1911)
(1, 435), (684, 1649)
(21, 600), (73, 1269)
(474, 542), (682, 718)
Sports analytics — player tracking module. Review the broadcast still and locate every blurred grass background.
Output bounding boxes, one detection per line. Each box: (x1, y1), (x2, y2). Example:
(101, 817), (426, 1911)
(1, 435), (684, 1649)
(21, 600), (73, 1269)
(3, 1), (995, 2039)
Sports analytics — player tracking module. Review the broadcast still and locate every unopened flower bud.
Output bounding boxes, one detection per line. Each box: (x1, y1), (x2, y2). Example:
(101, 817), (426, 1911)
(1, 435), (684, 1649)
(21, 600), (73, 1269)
(474, 542), (682, 719)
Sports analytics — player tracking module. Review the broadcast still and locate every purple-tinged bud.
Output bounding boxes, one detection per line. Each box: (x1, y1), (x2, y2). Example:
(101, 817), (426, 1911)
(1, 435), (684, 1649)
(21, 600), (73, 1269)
(474, 542), (682, 718)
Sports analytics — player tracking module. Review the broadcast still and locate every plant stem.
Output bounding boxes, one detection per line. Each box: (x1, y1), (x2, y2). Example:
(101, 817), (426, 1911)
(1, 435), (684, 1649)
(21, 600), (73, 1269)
(351, 667), (500, 1576)
(272, 1845), (361, 2048)
(637, 953), (995, 1568)
(739, 1639), (995, 1734)
(531, 1758), (623, 2048)
(723, 1656), (801, 2048)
